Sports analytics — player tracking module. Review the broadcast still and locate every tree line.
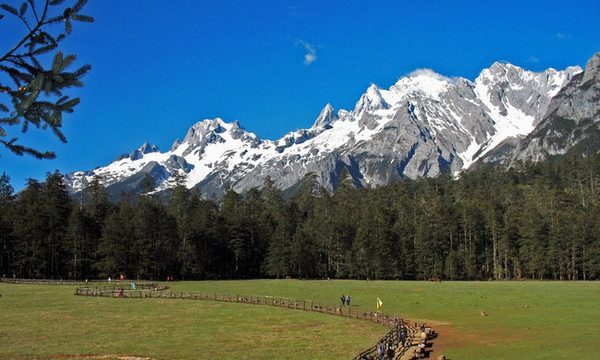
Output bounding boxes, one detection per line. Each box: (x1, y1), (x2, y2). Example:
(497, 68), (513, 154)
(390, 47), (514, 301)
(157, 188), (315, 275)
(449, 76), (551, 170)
(2, 153), (600, 281)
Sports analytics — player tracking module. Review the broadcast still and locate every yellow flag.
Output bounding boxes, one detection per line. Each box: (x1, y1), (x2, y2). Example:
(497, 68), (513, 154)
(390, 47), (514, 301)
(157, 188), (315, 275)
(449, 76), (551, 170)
(377, 297), (383, 310)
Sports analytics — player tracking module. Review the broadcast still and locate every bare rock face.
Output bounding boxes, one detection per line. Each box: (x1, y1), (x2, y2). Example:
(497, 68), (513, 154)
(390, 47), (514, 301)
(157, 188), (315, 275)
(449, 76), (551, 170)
(511, 52), (600, 163)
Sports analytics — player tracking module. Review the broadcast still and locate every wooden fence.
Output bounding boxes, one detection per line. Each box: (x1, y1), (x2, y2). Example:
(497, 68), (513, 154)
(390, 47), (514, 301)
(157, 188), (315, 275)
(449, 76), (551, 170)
(74, 287), (431, 359)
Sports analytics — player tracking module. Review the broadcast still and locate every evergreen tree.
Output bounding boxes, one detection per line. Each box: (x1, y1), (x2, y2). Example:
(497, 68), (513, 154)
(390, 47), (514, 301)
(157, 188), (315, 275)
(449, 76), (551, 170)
(81, 175), (113, 278)
(219, 186), (244, 277)
(329, 168), (359, 278)
(190, 195), (221, 279)
(167, 176), (193, 278)
(133, 194), (176, 280)
(288, 173), (323, 278)
(41, 170), (72, 278)
(0, 172), (15, 276)
(242, 187), (268, 277)
(263, 177), (294, 278)
(11, 178), (45, 277)
(390, 180), (418, 279)
(95, 201), (135, 278)
(138, 173), (156, 196)
(66, 205), (86, 279)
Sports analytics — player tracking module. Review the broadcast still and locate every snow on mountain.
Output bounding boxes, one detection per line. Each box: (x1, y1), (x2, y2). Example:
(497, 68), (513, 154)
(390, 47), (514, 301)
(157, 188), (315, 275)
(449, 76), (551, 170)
(469, 62), (582, 167)
(63, 59), (585, 199)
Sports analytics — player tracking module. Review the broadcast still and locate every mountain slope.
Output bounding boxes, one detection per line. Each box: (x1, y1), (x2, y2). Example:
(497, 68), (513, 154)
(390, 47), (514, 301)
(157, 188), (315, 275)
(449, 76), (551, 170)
(63, 57), (588, 199)
(510, 52), (600, 163)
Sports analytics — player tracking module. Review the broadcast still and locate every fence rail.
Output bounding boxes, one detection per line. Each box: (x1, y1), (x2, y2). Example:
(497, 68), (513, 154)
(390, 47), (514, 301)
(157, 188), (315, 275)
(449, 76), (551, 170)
(74, 287), (432, 359)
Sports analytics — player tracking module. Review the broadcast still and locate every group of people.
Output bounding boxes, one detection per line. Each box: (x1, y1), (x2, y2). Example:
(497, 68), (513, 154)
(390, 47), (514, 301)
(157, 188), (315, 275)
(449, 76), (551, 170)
(340, 294), (351, 307)
(360, 323), (408, 360)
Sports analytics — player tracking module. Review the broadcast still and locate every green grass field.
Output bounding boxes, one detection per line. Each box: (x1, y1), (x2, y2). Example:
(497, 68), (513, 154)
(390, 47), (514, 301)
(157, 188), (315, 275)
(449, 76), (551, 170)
(1, 280), (599, 359)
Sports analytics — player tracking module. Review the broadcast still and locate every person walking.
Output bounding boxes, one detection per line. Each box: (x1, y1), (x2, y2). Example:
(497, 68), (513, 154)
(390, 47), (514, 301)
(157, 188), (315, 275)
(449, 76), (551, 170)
(377, 341), (385, 360)
(400, 323), (408, 347)
(386, 342), (395, 359)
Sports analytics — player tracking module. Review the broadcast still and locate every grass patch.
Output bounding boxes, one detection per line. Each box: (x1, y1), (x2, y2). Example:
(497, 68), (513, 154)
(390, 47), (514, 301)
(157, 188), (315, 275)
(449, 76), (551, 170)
(0, 283), (383, 359)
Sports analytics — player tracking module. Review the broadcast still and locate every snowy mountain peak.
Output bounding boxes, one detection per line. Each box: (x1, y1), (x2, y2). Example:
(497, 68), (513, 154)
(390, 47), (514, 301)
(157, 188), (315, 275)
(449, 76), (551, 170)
(313, 103), (338, 129)
(354, 84), (389, 115)
(389, 69), (454, 101)
(184, 118), (229, 142)
(478, 61), (547, 86)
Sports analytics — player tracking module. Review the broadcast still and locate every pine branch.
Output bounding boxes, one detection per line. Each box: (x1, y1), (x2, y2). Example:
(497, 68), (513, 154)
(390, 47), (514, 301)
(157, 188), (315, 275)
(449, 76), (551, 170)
(1, 137), (56, 158)
(0, 0), (94, 159)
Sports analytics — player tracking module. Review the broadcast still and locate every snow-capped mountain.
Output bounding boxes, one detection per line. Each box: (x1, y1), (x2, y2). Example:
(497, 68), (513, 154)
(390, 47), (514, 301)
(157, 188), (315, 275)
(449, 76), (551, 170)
(64, 55), (591, 199)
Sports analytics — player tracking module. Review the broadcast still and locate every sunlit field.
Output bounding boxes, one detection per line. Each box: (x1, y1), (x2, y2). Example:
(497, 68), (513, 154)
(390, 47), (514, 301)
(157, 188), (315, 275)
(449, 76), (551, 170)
(1, 280), (599, 359)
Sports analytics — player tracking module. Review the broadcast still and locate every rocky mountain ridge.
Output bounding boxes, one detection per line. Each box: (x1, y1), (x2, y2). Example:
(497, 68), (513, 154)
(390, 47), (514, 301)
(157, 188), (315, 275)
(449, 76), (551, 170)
(63, 53), (600, 199)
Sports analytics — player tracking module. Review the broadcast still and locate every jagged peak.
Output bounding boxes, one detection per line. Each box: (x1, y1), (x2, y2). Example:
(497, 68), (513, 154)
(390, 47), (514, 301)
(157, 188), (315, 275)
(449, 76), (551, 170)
(312, 103), (338, 128)
(182, 118), (227, 144)
(366, 83), (381, 92)
(139, 142), (159, 154)
(354, 84), (389, 114)
(121, 142), (160, 161)
(171, 138), (182, 152)
(489, 60), (513, 70)
(477, 61), (522, 81)
(230, 119), (242, 130)
(228, 119), (259, 142)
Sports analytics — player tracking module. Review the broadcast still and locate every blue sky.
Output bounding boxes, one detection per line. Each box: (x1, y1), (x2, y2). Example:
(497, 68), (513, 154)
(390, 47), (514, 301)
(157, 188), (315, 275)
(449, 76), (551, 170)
(2, 0), (600, 190)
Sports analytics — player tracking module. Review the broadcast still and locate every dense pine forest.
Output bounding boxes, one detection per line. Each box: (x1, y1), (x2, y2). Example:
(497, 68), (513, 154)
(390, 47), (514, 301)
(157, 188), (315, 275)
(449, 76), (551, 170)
(2, 154), (600, 281)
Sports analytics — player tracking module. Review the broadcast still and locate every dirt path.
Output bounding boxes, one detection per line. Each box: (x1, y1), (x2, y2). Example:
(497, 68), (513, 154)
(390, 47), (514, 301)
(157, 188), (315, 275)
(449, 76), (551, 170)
(398, 321), (450, 360)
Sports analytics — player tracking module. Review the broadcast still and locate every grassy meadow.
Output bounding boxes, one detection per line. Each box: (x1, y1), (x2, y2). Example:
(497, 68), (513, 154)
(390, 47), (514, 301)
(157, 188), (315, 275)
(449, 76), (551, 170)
(1, 280), (599, 359)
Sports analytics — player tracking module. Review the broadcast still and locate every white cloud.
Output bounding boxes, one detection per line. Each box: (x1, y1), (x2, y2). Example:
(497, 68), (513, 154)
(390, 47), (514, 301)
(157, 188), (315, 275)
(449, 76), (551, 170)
(527, 55), (540, 63)
(407, 68), (457, 83)
(296, 40), (317, 65)
(304, 53), (317, 65)
(555, 33), (572, 41)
